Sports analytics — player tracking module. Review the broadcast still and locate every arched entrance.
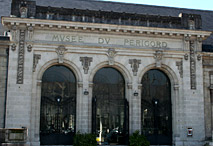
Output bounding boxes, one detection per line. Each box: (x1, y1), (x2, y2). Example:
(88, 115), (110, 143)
(141, 69), (172, 145)
(40, 65), (76, 145)
(92, 67), (129, 145)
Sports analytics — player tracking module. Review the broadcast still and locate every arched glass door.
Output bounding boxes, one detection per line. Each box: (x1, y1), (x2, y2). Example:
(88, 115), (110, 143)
(40, 65), (76, 145)
(141, 69), (172, 145)
(92, 67), (128, 145)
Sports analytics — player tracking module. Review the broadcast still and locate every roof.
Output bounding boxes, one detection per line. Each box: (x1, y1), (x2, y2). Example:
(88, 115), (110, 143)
(33, 0), (213, 46)
(34, 0), (213, 30)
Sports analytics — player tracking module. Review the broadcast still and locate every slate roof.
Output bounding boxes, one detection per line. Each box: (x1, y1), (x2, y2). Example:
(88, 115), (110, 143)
(33, 0), (213, 46)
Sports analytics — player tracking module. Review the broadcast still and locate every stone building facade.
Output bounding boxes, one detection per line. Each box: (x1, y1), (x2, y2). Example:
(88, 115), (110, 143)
(0, 0), (213, 146)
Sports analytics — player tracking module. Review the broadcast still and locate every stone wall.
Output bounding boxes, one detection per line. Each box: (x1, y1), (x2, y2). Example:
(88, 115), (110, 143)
(0, 38), (9, 128)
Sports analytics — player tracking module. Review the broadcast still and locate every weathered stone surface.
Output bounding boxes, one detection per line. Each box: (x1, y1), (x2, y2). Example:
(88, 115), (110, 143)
(0, 1), (212, 146)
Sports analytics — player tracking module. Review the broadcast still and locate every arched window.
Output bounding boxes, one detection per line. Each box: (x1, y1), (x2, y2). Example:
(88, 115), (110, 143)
(40, 65), (76, 145)
(92, 67), (128, 145)
(141, 69), (172, 145)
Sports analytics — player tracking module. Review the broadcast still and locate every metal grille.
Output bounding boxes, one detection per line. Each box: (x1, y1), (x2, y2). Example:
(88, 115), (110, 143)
(92, 68), (128, 145)
(141, 69), (172, 145)
(40, 66), (76, 145)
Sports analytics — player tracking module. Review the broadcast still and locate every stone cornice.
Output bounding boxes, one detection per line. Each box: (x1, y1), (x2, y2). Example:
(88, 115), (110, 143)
(2, 17), (212, 40)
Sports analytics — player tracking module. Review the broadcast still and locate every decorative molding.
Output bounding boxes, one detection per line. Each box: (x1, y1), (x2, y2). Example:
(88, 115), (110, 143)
(17, 30), (26, 84)
(27, 44), (32, 52)
(37, 80), (42, 86)
(129, 59), (141, 76)
(11, 25), (17, 41)
(78, 82), (83, 88)
(107, 48), (116, 65)
(184, 36), (190, 42)
(80, 57), (93, 74)
(2, 17), (211, 39)
(184, 54), (189, 60)
(27, 26), (34, 40)
(197, 54), (202, 61)
(138, 84), (142, 90)
(11, 44), (16, 51)
(127, 84), (132, 89)
(89, 83), (94, 88)
(55, 45), (67, 63)
(197, 36), (203, 43)
(176, 61), (183, 78)
(173, 84), (179, 90)
(190, 41), (196, 90)
(154, 50), (163, 67)
(33, 54), (41, 72)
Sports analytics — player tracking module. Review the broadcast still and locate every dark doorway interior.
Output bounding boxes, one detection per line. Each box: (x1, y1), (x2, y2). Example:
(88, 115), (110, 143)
(141, 69), (172, 145)
(40, 65), (76, 145)
(92, 67), (129, 145)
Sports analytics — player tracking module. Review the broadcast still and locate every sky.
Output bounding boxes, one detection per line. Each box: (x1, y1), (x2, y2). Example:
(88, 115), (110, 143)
(101, 0), (213, 11)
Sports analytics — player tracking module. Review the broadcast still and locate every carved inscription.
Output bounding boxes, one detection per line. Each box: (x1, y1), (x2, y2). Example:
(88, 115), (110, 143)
(50, 34), (169, 49)
(80, 57), (93, 74)
(124, 39), (167, 48)
(176, 61), (183, 78)
(52, 34), (84, 43)
(190, 41), (196, 90)
(33, 54), (41, 72)
(129, 59), (141, 76)
(17, 30), (25, 84)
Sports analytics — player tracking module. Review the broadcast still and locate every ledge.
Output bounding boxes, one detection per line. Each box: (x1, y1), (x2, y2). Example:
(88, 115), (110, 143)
(2, 17), (212, 40)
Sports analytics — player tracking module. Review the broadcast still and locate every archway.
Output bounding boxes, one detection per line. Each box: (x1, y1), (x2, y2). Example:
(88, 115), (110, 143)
(40, 65), (76, 145)
(92, 67), (128, 145)
(141, 69), (172, 145)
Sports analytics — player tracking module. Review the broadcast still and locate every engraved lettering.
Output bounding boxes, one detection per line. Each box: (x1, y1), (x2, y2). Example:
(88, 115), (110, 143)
(50, 34), (170, 49)
(71, 36), (76, 42)
(79, 36), (83, 43)
(156, 41), (161, 48)
(98, 37), (110, 44)
(136, 40), (140, 47)
(53, 35), (59, 41)
(98, 38), (104, 44)
(52, 34), (84, 43)
(124, 39), (129, 45)
(66, 35), (70, 42)
(59, 35), (65, 41)
(144, 41), (149, 47)
(162, 42), (167, 48)
(150, 41), (155, 47)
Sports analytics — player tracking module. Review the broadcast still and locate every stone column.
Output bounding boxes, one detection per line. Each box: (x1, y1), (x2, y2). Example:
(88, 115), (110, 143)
(173, 84), (182, 145)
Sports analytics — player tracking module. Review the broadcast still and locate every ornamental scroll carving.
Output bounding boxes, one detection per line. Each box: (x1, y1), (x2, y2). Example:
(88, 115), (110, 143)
(129, 59), (141, 76)
(154, 50), (163, 67)
(17, 30), (26, 84)
(190, 41), (196, 89)
(107, 48), (116, 65)
(11, 44), (16, 51)
(55, 45), (67, 63)
(33, 54), (41, 72)
(11, 25), (17, 41)
(176, 60), (183, 78)
(80, 57), (93, 74)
